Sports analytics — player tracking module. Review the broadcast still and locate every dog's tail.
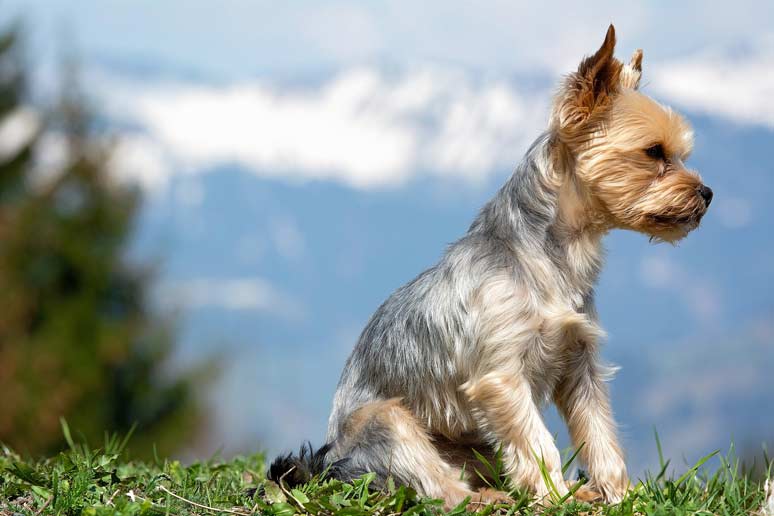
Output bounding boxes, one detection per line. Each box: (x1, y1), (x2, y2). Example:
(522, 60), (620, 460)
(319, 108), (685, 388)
(268, 442), (364, 488)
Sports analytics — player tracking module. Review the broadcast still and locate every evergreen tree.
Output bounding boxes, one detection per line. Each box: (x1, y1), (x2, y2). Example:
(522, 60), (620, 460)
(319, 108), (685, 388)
(0, 27), (203, 457)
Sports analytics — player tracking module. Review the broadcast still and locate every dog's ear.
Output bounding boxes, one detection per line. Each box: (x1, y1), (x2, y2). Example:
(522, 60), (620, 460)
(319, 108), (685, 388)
(552, 24), (623, 137)
(620, 49), (643, 90)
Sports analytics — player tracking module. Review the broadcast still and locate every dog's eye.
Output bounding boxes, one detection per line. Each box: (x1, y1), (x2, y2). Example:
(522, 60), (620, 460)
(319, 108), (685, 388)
(645, 144), (665, 160)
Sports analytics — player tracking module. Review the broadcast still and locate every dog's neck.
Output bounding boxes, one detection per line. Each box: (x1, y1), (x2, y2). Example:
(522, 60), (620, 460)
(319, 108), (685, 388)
(469, 132), (607, 299)
(549, 174), (608, 296)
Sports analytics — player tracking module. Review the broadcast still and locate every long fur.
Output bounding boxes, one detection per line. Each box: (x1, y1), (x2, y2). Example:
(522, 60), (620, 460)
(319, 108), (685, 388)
(269, 25), (711, 507)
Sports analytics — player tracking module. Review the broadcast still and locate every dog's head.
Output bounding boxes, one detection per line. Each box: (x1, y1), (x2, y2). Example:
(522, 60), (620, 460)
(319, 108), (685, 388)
(551, 25), (712, 243)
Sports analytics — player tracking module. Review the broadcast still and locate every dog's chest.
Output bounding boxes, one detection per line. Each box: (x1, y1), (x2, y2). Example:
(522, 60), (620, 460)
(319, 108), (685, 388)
(472, 268), (598, 358)
(496, 264), (603, 399)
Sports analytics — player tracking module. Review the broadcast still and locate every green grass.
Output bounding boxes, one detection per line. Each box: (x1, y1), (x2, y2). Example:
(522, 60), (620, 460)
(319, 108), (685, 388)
(1, 423), (771, 516)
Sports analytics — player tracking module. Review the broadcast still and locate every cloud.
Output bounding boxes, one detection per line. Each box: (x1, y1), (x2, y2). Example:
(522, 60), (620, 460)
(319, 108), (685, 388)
(158, 277), (303, 320)
(98, 50), (774, 194)
(102, 67), (549, 191)
(651, 37), (774, 128)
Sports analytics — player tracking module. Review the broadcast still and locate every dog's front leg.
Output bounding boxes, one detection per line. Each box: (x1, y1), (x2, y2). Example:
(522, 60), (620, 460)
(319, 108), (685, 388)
(554, 350), (628, 503)
(463, 372), (567, 500)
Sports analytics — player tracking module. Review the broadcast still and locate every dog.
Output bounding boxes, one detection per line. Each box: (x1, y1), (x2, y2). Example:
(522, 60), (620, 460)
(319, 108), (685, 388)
(269, 25), (712, 508)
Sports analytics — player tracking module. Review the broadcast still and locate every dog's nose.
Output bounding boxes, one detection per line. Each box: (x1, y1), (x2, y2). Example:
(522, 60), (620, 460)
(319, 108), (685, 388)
(697, 185), (713, 207)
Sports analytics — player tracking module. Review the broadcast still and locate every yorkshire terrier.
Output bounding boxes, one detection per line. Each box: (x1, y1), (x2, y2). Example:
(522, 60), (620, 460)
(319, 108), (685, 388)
(269, 25), (712, 507)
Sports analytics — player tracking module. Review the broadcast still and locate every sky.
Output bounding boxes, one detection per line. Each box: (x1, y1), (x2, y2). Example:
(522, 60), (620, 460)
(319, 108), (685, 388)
(3, 1), (773, 478)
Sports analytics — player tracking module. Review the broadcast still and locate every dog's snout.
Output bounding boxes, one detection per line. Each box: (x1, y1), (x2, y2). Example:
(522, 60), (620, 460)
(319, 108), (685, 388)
(697, 185), (713, 207)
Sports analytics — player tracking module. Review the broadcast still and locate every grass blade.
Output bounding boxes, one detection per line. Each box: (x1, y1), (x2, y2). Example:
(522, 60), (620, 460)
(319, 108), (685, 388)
(675, 450), (719, 488)
(654, 427), (665, 470)
(60, 418), (77, 453)
(531, 447), (561, 503)
(562, 442), (585, 475)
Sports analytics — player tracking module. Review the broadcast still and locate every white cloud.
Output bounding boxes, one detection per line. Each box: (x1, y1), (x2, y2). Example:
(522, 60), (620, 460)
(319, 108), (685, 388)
(103, 67), (548, 191)
(158, 277), (303, 320)
(100, 51), (774, 195)
(651, 37), (774, 128)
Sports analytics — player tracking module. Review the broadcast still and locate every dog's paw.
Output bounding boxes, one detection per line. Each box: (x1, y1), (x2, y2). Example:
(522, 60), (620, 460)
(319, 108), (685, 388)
(566, 480), (603, 503)
(593, 475), (629, 504)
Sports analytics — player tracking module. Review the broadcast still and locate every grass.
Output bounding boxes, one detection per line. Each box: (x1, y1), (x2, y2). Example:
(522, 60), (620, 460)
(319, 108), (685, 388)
(1, 423), (771, 516)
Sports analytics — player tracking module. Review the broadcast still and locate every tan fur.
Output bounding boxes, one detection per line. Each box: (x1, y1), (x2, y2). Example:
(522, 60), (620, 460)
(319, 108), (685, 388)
(620, 49), (643, 90)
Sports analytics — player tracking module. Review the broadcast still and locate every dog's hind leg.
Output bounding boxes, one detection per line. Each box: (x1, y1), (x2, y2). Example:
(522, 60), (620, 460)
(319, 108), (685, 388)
(330, 398), (511, 510)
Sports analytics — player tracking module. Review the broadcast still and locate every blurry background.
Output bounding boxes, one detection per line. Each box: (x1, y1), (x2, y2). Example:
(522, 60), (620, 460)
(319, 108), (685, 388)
(0, 1), (772, 477)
